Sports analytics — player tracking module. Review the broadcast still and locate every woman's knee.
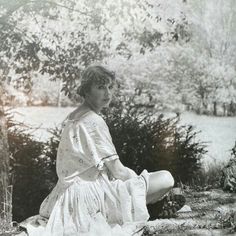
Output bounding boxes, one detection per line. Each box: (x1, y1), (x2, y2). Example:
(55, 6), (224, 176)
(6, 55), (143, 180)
(148, 170), (174, 195)
(147, 170), (175, 203)
(161, 170), (175, 189)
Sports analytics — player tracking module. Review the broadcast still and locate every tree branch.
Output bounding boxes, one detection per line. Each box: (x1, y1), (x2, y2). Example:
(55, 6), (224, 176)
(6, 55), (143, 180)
(28, 0), (92, 16)
(0, 0), (92, 26)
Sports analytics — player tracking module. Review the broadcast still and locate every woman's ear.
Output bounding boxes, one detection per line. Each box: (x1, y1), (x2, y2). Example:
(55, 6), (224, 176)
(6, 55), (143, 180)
(84, 91), (88, 98)
(84, 90), (90, 100)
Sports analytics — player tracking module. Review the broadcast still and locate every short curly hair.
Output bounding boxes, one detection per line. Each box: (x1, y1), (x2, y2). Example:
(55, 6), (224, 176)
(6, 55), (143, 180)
(77, 65), (116, 98)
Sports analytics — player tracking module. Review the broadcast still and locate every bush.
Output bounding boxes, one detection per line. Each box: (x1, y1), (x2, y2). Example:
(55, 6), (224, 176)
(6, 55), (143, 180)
(188, 165), (222, 190)
(104, 96), (207, 184)
(7, 116), (59, 222)
(231, 141), (236, 158)
(220, 141), (236, 192)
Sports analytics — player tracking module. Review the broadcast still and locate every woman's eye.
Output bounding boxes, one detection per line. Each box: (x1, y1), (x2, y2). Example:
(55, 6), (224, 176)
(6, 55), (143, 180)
(109, 85), (113, 90)
(98, 85), (105, 89)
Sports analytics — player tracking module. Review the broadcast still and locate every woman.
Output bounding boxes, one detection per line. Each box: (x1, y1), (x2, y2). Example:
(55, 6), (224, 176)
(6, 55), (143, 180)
(25, 65), (182, 236)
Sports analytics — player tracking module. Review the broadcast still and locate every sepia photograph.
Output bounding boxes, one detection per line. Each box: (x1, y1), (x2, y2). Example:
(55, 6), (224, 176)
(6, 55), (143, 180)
(0, 0), (236, 235)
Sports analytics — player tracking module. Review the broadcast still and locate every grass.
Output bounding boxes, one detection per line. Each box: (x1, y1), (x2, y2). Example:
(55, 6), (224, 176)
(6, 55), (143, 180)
(141, 162), (236, 236)
(187, 165), (223, 191)
(0, 216), (22, 235)
(0, 186), (21, 235)
(141, 188), (236, 236)
(1, 184), (235, 235)
(215, 210), (236, 233)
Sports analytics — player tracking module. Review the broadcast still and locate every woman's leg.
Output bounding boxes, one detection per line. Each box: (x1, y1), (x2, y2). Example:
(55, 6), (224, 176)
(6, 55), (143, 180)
(146, 170), (186, 219)
(146, 170), (174, 204)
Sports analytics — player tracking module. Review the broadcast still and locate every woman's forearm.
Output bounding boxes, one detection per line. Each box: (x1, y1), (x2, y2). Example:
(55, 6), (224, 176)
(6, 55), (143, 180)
(114, 167), (137, 181)
(105, 159), (137, 181)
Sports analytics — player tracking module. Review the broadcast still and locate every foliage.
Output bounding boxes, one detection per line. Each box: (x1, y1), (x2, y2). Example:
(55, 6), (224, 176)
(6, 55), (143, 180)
(7, 115), (58, 222)
(217, 210), (236, 233)
(184, 0), (236, 115)
(220, 141), (236, 192)
(188, 165), (222, 190)
(105, 0), (236, 115)
(106, 43), (236, 115)
(104, 95), (207, 183)
(1, 0), (235, 114)
(190, 141), (236, 191)
(0, 0), (191, 107)
(231, 141), (236, 159)
(0, 220), (21, 235)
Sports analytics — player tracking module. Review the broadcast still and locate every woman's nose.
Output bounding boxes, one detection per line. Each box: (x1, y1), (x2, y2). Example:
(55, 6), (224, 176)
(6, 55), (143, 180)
(105, 87), (111, 96)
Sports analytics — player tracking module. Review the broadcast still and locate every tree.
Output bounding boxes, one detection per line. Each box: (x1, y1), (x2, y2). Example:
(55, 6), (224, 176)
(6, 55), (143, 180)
(183, 0), (236, 114)
(0, 0), (186, 96)
(0, 108), (11, 223)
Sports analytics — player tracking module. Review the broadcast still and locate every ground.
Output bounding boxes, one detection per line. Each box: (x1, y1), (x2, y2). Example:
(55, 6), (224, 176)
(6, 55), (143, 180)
(143, 188), (236, 235)
(0, 189), (235, 235)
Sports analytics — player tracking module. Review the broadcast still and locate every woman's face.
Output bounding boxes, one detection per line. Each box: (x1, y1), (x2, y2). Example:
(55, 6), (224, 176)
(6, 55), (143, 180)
(84, 80), (114, 111)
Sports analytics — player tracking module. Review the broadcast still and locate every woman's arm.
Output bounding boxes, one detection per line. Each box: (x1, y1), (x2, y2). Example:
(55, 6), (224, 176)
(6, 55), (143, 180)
(105, 158), (137, 181)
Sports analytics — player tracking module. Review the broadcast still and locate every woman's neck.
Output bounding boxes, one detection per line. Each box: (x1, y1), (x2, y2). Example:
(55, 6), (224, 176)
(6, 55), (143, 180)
(82, 100), (101, 114)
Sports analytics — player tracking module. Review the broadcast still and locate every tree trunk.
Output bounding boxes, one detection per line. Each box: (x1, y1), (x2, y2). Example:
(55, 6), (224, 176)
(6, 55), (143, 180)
(213, 101), (217, 116)
(223, 103), (226, 116)
(0, 108), (11, 223)
(57, 80), (63, 107)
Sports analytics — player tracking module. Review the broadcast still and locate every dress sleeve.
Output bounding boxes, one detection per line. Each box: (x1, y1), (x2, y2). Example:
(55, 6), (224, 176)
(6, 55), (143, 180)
(73, 115), (119, 169)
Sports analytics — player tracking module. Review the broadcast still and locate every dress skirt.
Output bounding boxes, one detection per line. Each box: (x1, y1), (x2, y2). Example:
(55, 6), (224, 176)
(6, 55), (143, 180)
(38, 170), (150, 236)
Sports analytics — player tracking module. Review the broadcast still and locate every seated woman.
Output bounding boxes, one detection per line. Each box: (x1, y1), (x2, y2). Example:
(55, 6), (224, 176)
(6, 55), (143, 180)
(25, 65), (185, 235)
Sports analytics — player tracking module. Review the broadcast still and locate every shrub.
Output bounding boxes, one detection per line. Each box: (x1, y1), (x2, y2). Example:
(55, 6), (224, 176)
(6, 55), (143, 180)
(188, 165), (222, 190)
(220, 141), (236, 192)
(104, 96), (207, 184)
(231, 141), (236, 158)
(7, 116), (58, 222)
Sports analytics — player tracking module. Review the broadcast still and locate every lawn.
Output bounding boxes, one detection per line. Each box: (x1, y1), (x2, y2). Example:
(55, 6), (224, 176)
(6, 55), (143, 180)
(2, 189), (235, 236)
(143, 188), (236, 236)
(10, 106), (236, 167)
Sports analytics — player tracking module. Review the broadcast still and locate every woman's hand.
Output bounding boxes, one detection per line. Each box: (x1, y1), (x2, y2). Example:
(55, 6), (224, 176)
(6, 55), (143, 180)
(105, 159), (137, 181)
(125, 167), (138, 178)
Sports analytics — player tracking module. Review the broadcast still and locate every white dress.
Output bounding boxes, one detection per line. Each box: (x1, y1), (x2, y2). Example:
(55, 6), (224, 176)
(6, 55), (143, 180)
(28, 110), (150, 235)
